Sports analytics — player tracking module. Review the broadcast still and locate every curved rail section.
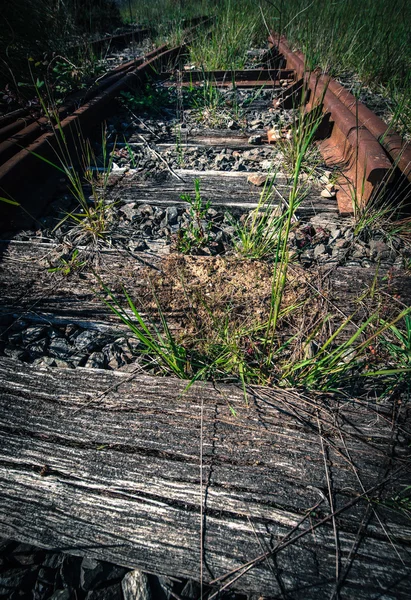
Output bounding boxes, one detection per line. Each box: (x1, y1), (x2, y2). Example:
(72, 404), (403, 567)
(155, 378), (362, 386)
(268, 33), (410, 214)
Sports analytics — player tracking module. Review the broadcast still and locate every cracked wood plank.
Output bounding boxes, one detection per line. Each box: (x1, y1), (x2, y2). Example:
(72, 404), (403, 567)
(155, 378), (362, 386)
(1, 241), (410, 334)
(0, 357), (410, 597)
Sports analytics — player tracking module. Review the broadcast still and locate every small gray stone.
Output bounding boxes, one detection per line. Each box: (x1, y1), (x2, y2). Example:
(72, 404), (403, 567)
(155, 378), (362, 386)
(227, 120), (239, 130)
(352, 243), (366, 259)
(48, 338), (71, 359)
(42, 553), (64, 569)
(261, 159), (273, 170)
(394, 256), (404, 268)
(206, 208), (219, 219)
(180, 580), (201, 600)
(156, 577), (174, 600)
(0, 567), (37, 595)
(329, 228), (341, 242)
(37, 567), (55, 585)
(13, 543), (40, 565)
(158, 227), (171, 238)
(74, 330), (103, 353)
(122, 570), (151, 600)
(103, 338), (133, 370)
(165, 206), (179, 226)
(60, 556), (82, 589)
(49, 591), (71, 600)
(300, 249), (314, 264)
(22, 326), (47, 345)
(129, 239), (148, 252)
(320, 189), (336, 198)
(119, 204), (137, 221)
(314, 244), (326, 259)
(334, 238), (350, 251)
(215, 153), (228, 165)
(28, 338), (48, 359)
(32, 356), (56, 368)
(48, 328), (63, 339)
(65, 325), (79, 339)
(53, 359), (73, 369)
(3, 346), (27, 360)
(6, 331), (22, 345)
(85, 352), (106, 369)
(154, 208), (165, 222)
(135, 204), (154, 219)
(369, 239), (395, 261)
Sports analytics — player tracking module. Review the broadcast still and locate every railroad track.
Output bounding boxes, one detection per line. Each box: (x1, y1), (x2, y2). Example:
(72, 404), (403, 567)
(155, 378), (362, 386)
(0, 23), (410, 600)
(269, 33), (411, 214)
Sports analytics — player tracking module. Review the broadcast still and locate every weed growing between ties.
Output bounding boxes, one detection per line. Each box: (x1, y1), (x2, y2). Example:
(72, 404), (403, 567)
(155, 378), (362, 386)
(37, 123), (118, 246)
(120, 84), (175, 115)
(176, 179), (213, 254)
(101, 85), (411, 399)
(27, 81), (120, 247)
(102, 253), (411, 398)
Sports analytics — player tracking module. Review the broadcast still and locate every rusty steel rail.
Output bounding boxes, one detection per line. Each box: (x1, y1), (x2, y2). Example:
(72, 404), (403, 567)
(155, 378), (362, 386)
(161, 69), (295, 82)
(0, 46), (172, 169)
(0, 15), (213, 227)
(0, 16), (211, 180)
(268, 33), (409, 214)
(0, 44), (187, 226)
(160, 68), (294, 89)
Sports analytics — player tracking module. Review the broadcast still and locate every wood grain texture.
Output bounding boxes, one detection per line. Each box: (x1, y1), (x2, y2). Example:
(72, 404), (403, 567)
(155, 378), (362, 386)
(1, 241), (410, 335)
(0, 241), (162, 331)
(116, 172), (336, 215)
(0, 357), (410, 597)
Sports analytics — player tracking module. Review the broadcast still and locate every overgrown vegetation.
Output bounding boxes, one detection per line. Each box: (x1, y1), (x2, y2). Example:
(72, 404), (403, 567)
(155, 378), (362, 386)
(177, 180), (213, 254)
(31, 89), (118, 245)
(189, 0), (265, 71)
(272, 0), (411, 137)
(0, 0), (121, 109)
(101, 86), (411, 397)
(3, 0), (410, 400)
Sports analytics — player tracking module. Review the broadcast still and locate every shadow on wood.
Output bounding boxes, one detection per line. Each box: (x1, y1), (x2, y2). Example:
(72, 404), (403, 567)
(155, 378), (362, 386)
(0, 357), (410, 598)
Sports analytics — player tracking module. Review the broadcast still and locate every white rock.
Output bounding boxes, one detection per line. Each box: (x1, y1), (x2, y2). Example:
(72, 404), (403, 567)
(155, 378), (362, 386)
(261, 159), (274, 170)
(122, 570), (151, 600)
(111, 162), (128, 175)
(321, 189), (336, 198)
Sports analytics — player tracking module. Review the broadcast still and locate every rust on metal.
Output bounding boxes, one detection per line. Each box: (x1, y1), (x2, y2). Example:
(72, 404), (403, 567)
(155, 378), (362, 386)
(166, 69), (295, 82)
(268, 33), (396, 214)
(0, 45), (186, 216)
(0, 119), (33, 145)
(326, 78), (411, 181)
(160, 69), (294, 89)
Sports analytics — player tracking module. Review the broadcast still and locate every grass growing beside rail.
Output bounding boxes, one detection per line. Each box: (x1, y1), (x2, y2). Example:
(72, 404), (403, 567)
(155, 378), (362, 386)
(267, 0), (411, 137)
